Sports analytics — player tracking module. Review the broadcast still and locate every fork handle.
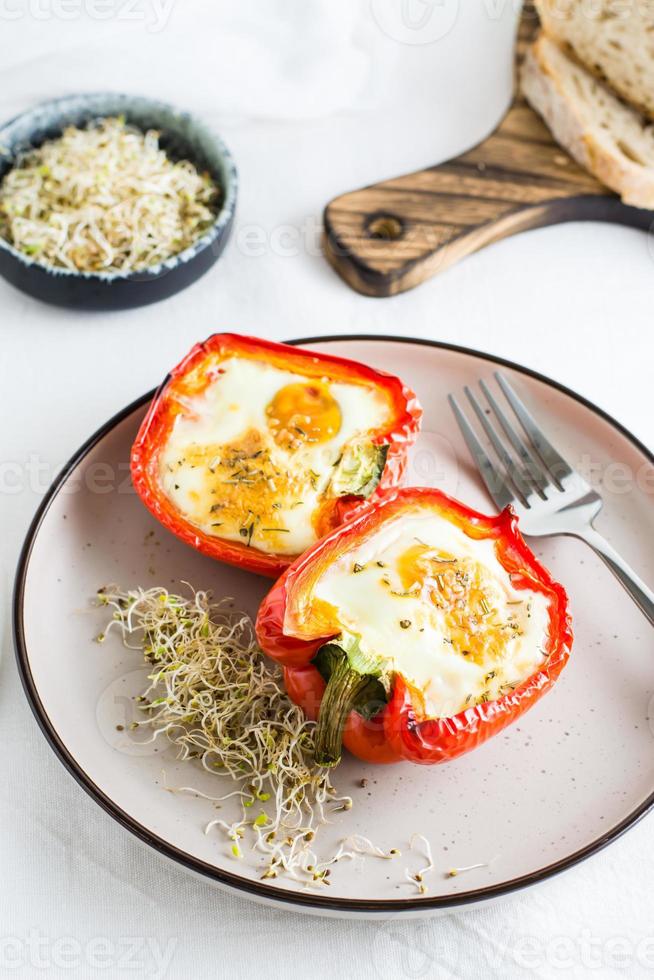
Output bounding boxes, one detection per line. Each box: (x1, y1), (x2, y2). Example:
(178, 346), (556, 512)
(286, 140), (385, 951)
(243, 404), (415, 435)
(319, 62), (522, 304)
(578, 527), (654, 626)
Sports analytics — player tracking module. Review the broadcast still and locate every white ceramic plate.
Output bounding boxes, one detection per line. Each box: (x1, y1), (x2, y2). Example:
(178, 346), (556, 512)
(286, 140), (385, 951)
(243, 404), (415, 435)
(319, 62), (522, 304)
(13, 336), (654, 918)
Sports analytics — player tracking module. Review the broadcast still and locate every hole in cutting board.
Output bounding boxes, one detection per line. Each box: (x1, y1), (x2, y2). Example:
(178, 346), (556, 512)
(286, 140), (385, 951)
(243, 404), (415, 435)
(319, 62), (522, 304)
(366, 214), (404, 241)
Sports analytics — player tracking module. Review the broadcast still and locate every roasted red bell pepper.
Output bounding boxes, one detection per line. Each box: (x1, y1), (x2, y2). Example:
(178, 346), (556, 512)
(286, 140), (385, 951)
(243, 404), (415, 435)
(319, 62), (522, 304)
(256, 486), (572, 766)
(131, 334), (421, 577)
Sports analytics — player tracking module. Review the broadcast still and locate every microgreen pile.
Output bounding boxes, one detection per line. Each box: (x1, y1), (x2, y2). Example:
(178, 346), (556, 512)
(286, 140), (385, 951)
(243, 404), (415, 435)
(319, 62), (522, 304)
(97, 585), (387, 886)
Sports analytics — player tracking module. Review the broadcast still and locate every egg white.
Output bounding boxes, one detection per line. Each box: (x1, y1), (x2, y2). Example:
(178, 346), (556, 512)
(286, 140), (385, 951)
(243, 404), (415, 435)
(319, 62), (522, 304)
(312, 511), (551, 719)
(159, 356), (393, 555)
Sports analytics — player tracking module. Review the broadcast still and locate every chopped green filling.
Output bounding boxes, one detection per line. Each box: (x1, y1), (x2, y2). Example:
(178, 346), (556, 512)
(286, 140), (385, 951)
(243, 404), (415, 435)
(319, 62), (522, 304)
(330, 442), (388, 499)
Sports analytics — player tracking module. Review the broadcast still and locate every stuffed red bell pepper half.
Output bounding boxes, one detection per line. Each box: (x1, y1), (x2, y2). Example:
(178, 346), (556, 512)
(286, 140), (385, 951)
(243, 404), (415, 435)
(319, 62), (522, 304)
(256, 487), (572, 766)
(131, 334), (422, 577)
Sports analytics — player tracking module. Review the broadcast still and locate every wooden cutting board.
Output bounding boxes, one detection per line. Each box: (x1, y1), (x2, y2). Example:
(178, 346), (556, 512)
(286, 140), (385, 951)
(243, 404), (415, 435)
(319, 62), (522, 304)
(322, 5), (652, 297)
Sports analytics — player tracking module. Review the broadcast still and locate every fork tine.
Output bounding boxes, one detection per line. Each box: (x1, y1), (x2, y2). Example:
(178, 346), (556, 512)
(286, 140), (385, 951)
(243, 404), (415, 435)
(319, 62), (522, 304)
(479, 379), (550, 497)
(448, 394), (516, 511)
(464, 386), (533, 505)
(495, 373), (573, 484)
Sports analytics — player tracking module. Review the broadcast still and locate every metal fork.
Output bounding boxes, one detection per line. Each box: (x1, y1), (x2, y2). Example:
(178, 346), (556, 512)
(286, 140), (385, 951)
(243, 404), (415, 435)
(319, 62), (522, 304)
(449, 372), (654, 626)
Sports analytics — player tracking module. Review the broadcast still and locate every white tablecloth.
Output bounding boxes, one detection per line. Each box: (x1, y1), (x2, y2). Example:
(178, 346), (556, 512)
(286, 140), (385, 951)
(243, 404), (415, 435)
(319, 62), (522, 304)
(2, 3), (654, 977)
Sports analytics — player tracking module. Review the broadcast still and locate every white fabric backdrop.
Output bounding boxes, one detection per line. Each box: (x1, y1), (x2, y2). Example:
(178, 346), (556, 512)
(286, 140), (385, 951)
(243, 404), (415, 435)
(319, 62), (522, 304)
(1, 2), (654, 978)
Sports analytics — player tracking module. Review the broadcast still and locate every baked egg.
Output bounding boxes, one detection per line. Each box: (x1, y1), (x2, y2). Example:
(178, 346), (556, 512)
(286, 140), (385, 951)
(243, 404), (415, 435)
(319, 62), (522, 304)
(157, 354), (397, 556)
(300, 509), (551, 719)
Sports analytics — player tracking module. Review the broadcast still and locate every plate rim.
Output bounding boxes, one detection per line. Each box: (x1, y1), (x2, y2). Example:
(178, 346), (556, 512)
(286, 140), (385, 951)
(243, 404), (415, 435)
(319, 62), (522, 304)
(12, 332), (654, 915)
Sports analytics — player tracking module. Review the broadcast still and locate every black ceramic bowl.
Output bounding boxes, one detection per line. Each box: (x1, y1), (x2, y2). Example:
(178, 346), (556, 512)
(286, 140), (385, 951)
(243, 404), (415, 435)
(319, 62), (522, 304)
(0, 93), (237, 310)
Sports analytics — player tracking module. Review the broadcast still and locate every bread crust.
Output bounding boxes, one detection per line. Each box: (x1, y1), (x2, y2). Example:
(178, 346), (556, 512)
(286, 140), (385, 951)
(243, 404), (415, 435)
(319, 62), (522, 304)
(536, 0), (654, 121)
(521, 35), (654, 209)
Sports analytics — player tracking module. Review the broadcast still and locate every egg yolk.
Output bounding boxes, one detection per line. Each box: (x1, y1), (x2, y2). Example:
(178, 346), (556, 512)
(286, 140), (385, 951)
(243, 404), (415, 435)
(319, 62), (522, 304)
(266, 383), (341, 450)
(396, 542), (518, 666)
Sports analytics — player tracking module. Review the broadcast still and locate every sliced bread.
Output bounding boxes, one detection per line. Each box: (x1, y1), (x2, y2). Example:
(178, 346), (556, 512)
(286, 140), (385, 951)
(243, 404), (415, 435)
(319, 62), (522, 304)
(521, 33), (654, 208)
(536, 0), (654, 120)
